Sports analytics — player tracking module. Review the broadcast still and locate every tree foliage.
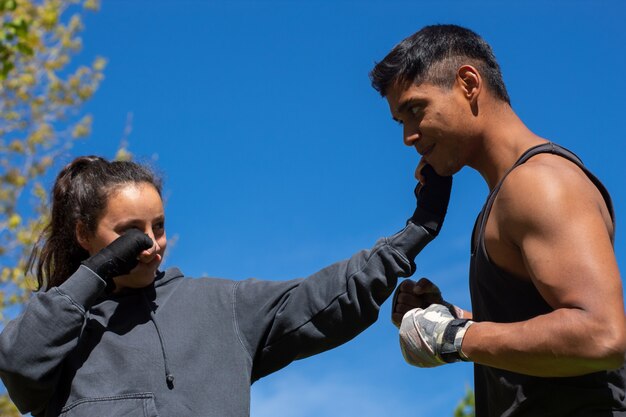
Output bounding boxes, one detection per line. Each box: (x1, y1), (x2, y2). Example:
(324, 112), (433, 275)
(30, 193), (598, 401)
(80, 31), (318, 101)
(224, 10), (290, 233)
(453, 387), (475, 417)
(0, 0), (103, 413)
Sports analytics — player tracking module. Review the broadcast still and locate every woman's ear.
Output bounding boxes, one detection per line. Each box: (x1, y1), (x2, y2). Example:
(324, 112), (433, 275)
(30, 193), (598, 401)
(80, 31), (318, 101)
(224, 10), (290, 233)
(75, 222), (92, 253)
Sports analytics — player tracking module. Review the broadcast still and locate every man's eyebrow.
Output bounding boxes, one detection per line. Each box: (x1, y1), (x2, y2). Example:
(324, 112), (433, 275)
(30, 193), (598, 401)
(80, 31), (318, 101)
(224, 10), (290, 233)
(397, 98), (424, 115)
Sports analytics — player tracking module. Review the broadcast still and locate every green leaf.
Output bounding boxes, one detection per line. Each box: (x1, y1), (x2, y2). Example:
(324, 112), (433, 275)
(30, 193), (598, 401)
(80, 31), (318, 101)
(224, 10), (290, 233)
(16, 42), (33, 56)
(0, 0), (17, 12)
(0, 61), (14, 79)
(14, 19), (29, 39)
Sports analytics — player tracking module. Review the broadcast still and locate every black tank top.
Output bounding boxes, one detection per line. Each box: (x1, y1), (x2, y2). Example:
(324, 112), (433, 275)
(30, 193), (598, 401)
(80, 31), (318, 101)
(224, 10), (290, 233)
(469, 142), (626, 417)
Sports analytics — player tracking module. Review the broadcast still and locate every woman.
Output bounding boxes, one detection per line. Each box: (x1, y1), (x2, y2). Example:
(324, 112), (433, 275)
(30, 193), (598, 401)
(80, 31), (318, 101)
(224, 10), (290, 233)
(0, 155), (450, 417)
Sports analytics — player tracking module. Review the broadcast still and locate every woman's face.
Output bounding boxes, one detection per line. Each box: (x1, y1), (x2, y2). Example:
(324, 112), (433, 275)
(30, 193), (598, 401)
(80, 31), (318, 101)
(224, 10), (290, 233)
(78, 182), (167, 291)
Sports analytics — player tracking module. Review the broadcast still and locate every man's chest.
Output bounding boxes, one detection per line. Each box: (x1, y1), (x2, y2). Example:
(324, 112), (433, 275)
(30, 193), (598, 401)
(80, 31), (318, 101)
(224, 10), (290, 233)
(479, 205), (531, 282)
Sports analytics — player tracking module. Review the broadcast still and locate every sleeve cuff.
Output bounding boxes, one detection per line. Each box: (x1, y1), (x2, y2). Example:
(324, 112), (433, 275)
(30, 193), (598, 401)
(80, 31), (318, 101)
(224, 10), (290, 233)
(388, 221), (435, 261)
(57, 265), (107, 310)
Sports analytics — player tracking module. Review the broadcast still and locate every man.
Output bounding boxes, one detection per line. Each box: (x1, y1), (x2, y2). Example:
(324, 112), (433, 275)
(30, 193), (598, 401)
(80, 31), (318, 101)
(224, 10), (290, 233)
(370, 24), (626, 416)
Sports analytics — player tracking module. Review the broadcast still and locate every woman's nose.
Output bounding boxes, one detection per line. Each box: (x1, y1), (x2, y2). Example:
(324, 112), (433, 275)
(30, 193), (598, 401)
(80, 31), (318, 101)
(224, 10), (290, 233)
(143, 230), (159, 253)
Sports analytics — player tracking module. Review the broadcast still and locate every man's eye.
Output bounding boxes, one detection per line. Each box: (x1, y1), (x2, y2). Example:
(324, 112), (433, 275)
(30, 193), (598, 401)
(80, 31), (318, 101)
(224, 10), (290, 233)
(411, 106), (422, 115)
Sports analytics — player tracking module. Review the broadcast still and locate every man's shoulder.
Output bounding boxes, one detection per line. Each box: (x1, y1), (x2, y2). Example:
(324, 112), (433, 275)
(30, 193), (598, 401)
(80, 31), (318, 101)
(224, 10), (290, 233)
(507, 152), (589, 191)
(493, 153), (606, 235)
(500, 153), (598, 205)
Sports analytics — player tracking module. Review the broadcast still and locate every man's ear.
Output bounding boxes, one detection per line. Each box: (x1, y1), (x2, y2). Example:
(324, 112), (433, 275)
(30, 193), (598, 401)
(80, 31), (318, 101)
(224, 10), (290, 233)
(456, 65), (481, 102)
(75, 222), (92, 253)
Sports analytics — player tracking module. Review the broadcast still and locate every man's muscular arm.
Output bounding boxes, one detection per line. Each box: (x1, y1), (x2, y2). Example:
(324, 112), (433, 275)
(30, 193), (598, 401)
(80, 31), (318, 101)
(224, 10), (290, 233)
(462, 157), (626, 377)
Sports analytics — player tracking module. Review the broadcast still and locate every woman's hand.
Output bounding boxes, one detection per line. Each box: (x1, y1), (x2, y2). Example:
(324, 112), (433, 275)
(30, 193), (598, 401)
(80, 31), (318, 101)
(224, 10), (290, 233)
(81, 229), (154, 292)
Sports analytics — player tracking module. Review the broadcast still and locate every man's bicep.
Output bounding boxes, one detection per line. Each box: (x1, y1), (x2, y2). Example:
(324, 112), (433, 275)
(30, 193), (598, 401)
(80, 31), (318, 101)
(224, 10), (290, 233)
(514, 180), (621, 313)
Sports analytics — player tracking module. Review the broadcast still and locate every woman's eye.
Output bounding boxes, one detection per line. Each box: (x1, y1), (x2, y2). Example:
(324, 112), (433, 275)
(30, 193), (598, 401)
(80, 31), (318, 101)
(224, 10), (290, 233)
(119, 226), (142, 235)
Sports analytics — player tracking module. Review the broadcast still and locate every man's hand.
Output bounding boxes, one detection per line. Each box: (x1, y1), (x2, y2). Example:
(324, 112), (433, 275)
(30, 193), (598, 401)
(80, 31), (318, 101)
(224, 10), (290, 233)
(391, 278), (464, 327)
(399, 304), (473, 367)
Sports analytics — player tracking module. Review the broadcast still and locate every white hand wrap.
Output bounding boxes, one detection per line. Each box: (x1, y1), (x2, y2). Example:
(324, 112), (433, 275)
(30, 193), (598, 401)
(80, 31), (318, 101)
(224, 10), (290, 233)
(399, 304), (473, 367)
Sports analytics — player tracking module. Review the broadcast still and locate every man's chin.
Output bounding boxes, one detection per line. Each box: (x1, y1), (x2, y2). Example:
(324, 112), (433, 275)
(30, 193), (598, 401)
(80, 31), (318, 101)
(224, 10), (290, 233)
(428, 163), (447, 177)
(432, 162), (460, 177)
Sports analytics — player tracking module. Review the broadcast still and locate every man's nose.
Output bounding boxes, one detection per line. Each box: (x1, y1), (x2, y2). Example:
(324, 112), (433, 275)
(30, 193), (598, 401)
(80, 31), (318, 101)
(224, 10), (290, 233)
(403, 124), (421, 147)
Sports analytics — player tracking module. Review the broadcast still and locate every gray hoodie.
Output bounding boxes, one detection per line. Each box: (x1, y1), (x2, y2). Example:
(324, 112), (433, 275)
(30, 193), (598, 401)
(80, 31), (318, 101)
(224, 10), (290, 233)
(0, 223), (432, 417)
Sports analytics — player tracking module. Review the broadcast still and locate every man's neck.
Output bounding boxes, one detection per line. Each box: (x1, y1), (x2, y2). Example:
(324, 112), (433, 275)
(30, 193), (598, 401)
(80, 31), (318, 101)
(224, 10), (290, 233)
(469, 105), (547, 190)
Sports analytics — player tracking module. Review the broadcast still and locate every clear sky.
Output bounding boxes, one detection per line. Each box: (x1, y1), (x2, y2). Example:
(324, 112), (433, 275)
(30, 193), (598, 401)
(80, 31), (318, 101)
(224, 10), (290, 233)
(33, 0), (626, 415)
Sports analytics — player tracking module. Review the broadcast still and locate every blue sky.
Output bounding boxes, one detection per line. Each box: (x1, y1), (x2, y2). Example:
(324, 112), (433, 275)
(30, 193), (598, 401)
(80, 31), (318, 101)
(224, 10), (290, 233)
(22, 0), (626, 415)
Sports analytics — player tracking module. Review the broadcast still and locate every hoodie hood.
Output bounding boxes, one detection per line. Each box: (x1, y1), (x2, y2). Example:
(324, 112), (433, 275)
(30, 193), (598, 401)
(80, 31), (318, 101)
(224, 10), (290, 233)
(153, 267), (185, 288)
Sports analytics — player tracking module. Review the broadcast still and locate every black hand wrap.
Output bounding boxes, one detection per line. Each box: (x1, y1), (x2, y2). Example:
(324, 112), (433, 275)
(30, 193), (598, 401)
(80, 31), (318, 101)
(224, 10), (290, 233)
(81, 229), (154, 292)
(409, 165), (452, 236)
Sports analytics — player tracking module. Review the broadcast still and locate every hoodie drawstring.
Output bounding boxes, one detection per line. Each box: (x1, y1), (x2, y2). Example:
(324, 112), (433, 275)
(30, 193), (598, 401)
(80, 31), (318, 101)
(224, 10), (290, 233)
(142, 291), (175, 389)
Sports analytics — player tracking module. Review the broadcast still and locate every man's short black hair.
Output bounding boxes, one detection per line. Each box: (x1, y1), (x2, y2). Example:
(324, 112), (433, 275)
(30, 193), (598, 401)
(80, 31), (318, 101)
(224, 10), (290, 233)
(370, 24), (510, 104)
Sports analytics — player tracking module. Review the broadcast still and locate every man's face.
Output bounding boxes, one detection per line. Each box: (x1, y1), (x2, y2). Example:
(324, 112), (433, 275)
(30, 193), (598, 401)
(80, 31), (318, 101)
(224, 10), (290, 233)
(385, 81), (474, 177)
